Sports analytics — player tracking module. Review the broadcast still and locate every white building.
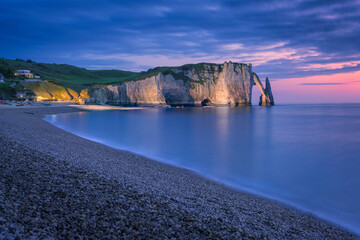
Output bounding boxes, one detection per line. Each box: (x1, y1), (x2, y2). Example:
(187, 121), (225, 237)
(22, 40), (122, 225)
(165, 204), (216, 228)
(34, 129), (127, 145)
(15, 70), (33, 78)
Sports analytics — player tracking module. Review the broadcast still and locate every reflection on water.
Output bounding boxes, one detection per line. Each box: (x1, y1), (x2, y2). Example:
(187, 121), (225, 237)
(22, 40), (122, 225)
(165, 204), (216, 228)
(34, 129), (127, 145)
(45, 104), (360, 234)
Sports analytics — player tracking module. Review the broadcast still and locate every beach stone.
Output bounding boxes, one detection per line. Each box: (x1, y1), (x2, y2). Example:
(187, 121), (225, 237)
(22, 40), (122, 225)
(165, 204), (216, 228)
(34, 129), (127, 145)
(0, 107), (358, 239)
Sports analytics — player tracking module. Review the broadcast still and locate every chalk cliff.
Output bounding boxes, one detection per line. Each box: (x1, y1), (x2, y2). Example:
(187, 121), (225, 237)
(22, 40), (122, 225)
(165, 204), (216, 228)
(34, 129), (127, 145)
(253, 74), (275, 106)
(85, 62), (274, 106)
(262, 77), (274, 106)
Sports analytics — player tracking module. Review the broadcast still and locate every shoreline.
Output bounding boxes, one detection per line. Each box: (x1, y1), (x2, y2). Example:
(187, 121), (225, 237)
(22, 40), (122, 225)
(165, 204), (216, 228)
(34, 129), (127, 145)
(45, 106), (360, 236)
(0, 106), (358, 239)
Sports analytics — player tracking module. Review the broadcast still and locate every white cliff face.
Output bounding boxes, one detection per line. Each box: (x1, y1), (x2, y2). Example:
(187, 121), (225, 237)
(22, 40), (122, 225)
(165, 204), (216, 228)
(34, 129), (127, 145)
(86, 62), (272, 106)
(253, 73), (275, 106)
(264, 77), (274, 105)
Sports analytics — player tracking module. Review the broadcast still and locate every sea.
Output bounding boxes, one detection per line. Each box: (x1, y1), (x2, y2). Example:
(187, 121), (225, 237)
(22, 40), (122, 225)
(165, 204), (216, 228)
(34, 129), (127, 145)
(44, 104), (360, 234)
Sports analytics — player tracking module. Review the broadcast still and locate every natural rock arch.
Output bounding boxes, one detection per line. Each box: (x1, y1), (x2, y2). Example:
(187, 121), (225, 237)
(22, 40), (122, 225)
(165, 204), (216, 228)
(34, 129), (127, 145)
(253, 73), (275, 106)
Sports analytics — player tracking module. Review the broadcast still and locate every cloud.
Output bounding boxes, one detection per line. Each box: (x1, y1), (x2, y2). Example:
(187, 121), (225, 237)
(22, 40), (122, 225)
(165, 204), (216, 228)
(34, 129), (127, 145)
(298, 61), (360, 71)
(254, 42), (288, 50)
(153, 6), (173, 16)
(205, 5), (221, 11)
(221, 43), (244, 51)
(300, 83), (348, 85)
(74, 52), (222, 71)
(0, 0), (359, 82)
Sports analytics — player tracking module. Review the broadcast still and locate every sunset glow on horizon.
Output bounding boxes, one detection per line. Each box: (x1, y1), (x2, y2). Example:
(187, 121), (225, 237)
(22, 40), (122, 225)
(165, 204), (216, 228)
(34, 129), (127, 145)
(270, 71), (360, 103)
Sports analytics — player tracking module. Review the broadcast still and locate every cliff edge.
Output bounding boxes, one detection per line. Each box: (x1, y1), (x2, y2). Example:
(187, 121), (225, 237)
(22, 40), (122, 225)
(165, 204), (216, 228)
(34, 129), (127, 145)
(0, 59), (274, 106)
(86, 62), (274, 106)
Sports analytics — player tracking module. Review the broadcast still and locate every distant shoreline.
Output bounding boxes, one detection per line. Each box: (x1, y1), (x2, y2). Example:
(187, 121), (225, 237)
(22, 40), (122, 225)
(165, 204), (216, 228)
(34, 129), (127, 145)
(0, 101), (143, 110)
(0, 106), (358, 239)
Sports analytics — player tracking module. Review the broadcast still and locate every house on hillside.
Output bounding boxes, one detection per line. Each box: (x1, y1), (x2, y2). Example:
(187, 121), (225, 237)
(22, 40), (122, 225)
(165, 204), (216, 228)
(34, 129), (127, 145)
(0, 73), (4, 82)
(15, 70), (34, 78)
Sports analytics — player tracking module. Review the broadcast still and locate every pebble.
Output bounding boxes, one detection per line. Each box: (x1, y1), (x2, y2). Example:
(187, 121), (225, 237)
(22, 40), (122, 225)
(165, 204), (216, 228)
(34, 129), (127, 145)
(0, 107), (359, 239)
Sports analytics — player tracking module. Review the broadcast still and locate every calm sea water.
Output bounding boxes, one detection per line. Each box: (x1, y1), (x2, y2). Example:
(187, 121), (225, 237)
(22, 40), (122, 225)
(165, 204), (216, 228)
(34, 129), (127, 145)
(45, 104), (360, 234)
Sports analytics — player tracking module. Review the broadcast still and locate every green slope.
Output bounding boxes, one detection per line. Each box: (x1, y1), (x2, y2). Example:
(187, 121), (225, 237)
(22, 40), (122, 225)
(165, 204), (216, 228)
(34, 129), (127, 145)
(0, 82), (17, 100)
(0, 58), (222, 83)
(0, 58), (139, 87)
(0, 58), (220, 85)
(0, 58), (224, 101)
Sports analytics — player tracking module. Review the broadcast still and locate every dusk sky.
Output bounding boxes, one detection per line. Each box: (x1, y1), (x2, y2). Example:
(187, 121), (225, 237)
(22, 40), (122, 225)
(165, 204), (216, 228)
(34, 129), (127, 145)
(1, 0), (360, 103)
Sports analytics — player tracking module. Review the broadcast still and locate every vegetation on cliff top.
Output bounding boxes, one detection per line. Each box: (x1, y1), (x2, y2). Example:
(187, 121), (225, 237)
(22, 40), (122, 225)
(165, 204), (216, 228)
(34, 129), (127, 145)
(0, 58), (245, 101)
(0, 58), (139, 87)
(1, 58), (233, 86)
(133, 63), (222, 84)
(0, 83), (17, 100)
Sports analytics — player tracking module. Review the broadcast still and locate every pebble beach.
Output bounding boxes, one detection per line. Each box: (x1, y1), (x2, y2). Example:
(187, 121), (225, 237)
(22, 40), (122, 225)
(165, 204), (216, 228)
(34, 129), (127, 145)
(0, 106), (358, 239)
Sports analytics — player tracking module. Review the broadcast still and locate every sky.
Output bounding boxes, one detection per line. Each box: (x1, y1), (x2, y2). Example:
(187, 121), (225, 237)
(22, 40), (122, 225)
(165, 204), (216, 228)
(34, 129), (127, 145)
(1, 0), (360, 103)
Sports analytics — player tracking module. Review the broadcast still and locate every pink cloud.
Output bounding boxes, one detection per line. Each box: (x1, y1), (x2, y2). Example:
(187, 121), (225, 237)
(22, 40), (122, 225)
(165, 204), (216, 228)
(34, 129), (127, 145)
(299, 61), (360, 71)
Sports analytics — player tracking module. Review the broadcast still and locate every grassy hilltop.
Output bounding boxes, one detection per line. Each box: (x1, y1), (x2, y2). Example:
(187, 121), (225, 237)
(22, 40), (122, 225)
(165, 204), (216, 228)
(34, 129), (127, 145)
(0, 58), (139, 89)
(0, 58), (142, 100)
(0, 58), (220, 101)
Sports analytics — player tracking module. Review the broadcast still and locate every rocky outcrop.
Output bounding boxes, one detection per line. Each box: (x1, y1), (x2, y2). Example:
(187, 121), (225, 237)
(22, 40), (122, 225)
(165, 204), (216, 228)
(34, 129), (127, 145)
(253, 74), (275, 106)
(262, 77), (274, 106)
(85, 62), (274, 106)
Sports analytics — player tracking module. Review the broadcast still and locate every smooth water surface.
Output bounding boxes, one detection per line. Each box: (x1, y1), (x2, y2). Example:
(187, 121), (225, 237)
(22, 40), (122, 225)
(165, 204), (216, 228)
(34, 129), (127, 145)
(45, 104), (360, 234)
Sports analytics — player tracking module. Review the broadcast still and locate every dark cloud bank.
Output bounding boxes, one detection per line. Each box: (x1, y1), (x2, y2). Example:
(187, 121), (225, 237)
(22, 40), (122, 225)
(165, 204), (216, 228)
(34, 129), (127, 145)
(300, 82), (348, 85)
(1, 0), (360, 79)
